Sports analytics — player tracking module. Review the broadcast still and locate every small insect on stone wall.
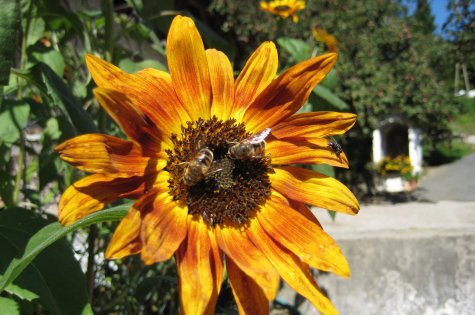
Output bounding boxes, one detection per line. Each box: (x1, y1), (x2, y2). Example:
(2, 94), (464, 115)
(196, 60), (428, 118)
(373, 117), (423, 192)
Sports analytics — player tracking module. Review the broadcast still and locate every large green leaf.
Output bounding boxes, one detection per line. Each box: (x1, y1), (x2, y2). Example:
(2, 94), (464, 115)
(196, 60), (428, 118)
(40, 63), (98, 134)
(277, 37), (313, 63)
(0, 204), (129, 293)
(0, 100), (30, 145)
(312, 85), (349, 111)
(0, 0), (21, 85)
(0, 297), (19, 315)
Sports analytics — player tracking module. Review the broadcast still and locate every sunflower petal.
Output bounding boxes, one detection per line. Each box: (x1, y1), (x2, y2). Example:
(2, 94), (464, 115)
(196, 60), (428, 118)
(270, 166), (359, 215)
(55, 134), (166, 176)
(58, 174), (146, 225)
(85, 54), (188, 137)
(106, 205), (142, 259)
(271, 111), (357, 139)
(214, 223), (279, 300)
(247, 219), (338, 315)
(234, 42), (278, 119)
(177, 216), (215, 315)
(93, 87), (166, 152)
(267, 138), (349, 168)
(257, 194), (350, 277)
(206, 49), (235, 120)
(167, 16), (211, 120)
(205, 229), (224, 315)
(226, 257), (270, 315)
(140, 193), (188, 264)
(243, 53), (337, 133)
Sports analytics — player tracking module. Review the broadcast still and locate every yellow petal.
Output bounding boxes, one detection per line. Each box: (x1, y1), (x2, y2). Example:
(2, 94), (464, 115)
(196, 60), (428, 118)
(140, 192), (188, 264)
(93, 87), (167, 152)
(247, 219), (339, 315)
(214, 223), (279, 300)
(205, 229), (224, 315)
(55, 134), (166, 176)
(106, 205), (142, 259)
(234, 42), (278, 120)
(177, 216), (215, 315)
(270, 166), (359, 215)
(257, 193), (351, 277)
(206, 49), (236, 120)
(167, 16), (211, 121)
(226, 257), (270, 315)
(267, 138), (349, 168)
(243, 53), (337, 133)
(58, 174), (147, 225)
(271, 111), (357, 139)
(85, 54), (188, 137)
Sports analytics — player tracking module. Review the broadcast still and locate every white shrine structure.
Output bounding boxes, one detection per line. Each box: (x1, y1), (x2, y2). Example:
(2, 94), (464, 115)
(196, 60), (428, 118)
(372, 116), (423, 192)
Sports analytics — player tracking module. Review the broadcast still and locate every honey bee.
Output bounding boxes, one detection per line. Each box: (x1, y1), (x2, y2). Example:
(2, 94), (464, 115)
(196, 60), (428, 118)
(182, 147), (214, 186)
(228, 128), (271, 159)
(327, 136), (343, 156)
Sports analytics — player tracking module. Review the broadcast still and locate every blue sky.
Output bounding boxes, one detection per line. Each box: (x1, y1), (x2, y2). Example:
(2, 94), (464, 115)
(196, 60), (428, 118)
(430, 0), (450, 33)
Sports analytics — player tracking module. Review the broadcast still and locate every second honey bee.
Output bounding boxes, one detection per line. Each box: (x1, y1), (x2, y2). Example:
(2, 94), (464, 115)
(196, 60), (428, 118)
(182, 147), (214, 186)
(228, 128), (271, 159)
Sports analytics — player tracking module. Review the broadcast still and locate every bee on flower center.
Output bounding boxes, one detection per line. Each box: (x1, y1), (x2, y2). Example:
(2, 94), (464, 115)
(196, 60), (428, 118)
(228, 128), (271, 160)
(182, 147), (214, 186)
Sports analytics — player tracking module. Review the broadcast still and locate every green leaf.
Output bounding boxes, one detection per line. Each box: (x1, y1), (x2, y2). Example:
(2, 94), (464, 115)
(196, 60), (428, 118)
(0, 100), (30, 145)
(3, 281), (39, 301)
(0, 0), (21, 85)
(0, 297), (19, 315)
(0, 204), (130, 292)
(118, 58), (166, 73)
(312, 85), (349, 110)
(31, 47), (65, 77)
(40, 63), (98, 134)
(277, 37), (312, 63)
(26, 18), (45, 47)
(0, 207), (100, 314)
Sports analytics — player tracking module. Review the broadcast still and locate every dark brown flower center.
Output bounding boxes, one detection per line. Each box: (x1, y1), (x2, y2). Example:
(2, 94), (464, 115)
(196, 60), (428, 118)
(274, 5), (291, 12)
(165, 117), (272, 226)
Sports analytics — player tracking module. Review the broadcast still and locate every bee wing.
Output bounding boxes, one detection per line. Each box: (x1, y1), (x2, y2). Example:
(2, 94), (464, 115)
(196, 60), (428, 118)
(246, 128), (271, 144)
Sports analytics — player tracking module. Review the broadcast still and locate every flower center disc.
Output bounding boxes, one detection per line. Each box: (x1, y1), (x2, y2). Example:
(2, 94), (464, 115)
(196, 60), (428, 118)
(165, 117), (272, 226)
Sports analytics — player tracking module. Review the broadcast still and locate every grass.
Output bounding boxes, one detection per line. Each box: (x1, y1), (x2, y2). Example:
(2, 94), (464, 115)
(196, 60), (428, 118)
(449, 96), (475, 134)
(424, 140), (474, 166)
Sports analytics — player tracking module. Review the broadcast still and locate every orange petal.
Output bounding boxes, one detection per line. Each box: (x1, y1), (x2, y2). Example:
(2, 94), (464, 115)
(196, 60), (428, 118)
(85, 54), (188, 137)
(93, 87), (166, 152)
(247, 219), (338, 315)
(267, 138), (349, 168)
(226, 257), (270, 315)
(243, 53), (337, 133)
(234, 42), (278, 119)
(140, 192), (188, 264)
(214, 223), (279, 300)
(177, 216), (216, 315)
(205, 229), (224, 315)
(58, 174), (147, 225)
(271, 111), (357, 139)
(167, 16), (211, 121)
(206, 49), (236, 120)
(257, 194), (350, 277)
(106, 205), (142, 259)
(55, 134), (166, 176)
(270, 166), (359, 215)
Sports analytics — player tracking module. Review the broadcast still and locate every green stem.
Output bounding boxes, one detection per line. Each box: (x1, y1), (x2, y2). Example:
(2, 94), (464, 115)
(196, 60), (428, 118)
(12, 134), (25, 206)
(102, 0), (114, 62)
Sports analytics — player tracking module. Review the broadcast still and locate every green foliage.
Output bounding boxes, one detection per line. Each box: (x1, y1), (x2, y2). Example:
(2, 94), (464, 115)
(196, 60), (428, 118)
(0, 0), (21, 85)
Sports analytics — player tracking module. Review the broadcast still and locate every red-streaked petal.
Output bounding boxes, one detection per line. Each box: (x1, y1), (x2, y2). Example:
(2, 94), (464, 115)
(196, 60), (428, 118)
(85, 54), (188, 137)
(55, 134), (166, 176)
(204, 229), (224, 315)
(177, 216), (215, 315)
(226, 257), (270, 315)
(206, 49), (235, 120)
(247, 219), (338, 315)
(234, 42), (278, 119)
(106, 205), (142, 259)
(257, 194), (350, 277)
(270, 166), (359, 215)
(214, 223), (279, 300)
(93, 87), (166, 152)
(243, 53), (337, 133)
(58, 174), (147, 225)
(167, 16), (211, 120)
(267, 138), (349, 168)
(272, 111), (357, 139)
(140, 192), (188, 264)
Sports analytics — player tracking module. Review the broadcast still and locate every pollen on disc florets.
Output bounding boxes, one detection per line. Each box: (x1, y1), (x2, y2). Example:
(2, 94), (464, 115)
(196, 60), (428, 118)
(165, 116), (272, 226)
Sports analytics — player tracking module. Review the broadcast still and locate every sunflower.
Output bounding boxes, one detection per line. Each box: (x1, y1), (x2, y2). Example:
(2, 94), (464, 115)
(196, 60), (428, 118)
(260, 0), (306, 23)
(312, 27), (339, 53)
(56, 15), (359, 315)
